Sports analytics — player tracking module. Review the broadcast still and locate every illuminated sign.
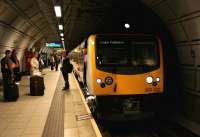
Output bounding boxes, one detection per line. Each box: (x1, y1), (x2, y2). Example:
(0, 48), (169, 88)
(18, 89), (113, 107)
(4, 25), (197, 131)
(46, 43), (62, 48)
(99, 41), (125, 44)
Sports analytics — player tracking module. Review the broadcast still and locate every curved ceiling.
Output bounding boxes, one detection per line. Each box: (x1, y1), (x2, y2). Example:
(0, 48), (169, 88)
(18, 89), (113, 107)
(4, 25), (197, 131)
(1, 0), (200, 51)
(0, 0), (200, 133)
(0, 0), (57, 53)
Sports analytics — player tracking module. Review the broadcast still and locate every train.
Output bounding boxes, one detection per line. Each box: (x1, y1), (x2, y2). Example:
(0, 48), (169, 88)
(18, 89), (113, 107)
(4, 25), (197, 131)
(71, 34), (164, 120)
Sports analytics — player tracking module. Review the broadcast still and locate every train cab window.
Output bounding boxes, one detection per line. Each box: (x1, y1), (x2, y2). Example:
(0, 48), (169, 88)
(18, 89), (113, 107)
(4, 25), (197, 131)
(131, 42), (158, 67)
(96, 46), (128, 66)
(144, 59), (156, 66)
(95, 36), (160, 74)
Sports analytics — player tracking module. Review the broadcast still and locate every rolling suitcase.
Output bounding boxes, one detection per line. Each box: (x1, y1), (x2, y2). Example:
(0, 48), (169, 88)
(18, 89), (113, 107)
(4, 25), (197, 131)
(30, 75), (45, 96)
(3, 82), (19, 101)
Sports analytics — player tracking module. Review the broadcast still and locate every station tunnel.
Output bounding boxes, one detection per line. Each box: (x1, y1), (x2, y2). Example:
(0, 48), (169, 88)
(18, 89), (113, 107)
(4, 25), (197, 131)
(0, 0), (200, 136)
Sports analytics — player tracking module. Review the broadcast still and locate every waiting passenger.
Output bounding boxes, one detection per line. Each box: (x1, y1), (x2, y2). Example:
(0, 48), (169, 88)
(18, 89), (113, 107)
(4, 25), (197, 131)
(1, 50), (15, 86)
(1, 50), (19, 101)
(30, 52), (40, 76)
(11, 49), (21, 81)
(25, 48), (34, 74)
(38, 54), (44, 72)
(60, 51), (70, 90)
(54, 53), (59, 71)
(50, 54), (55, 70)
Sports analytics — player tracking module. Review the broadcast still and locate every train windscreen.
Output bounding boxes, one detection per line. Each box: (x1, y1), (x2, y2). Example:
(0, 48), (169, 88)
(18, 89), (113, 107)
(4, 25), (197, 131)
(95, 35), (160, 74)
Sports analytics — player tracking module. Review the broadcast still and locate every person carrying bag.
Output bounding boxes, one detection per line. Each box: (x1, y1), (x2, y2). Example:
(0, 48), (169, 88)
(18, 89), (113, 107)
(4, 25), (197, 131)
(61, 51), (73, 90)
(1, 50), (19, 101)
(30, 52), (45, 96)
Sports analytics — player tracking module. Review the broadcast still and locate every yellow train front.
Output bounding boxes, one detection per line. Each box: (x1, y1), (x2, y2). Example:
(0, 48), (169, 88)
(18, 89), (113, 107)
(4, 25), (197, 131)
(77, 34), (164, 120)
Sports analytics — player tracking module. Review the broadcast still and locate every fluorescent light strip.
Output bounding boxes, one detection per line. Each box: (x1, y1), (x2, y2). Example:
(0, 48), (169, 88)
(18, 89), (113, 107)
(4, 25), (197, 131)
(54, 6), (62, 17)
(60, 33), (64, 37)
(59, 25), (63, 30)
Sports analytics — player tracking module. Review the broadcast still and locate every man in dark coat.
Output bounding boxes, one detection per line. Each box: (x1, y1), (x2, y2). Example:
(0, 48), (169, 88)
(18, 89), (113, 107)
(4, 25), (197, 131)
(54, 53), (59, 71)
(61, 51), (70, 90)
(1, 50), (14, 88)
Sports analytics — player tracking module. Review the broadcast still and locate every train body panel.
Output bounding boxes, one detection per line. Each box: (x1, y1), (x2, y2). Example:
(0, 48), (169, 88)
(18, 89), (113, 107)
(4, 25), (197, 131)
(92, 69), (163, 96)
(86, 36), (96, 95)
(85, 34), (164, 96)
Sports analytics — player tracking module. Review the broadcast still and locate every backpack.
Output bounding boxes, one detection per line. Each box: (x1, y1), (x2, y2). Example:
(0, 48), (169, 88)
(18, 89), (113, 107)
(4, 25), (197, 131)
(61, 58), (73, 73)
(67, 63), (73, 73)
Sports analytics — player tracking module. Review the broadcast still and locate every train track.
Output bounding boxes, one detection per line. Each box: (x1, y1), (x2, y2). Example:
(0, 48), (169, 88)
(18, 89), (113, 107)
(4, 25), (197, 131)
(99, 119), (160, 137)
(74, 74), (199, 137)
(98, 119), (199, 137)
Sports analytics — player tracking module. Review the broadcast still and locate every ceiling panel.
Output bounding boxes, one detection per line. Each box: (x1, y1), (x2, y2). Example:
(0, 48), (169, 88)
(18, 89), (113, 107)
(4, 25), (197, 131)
(0, 1), (18, 24)
(13, 0), (35, 11)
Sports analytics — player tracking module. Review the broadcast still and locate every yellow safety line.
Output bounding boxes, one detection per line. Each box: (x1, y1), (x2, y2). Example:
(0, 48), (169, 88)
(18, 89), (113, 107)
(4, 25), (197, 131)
(72, 74), (103, 137)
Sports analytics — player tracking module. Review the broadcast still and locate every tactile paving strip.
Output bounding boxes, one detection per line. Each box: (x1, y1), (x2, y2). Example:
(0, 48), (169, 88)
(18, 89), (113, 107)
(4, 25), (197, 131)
(42, 75), (64, 137)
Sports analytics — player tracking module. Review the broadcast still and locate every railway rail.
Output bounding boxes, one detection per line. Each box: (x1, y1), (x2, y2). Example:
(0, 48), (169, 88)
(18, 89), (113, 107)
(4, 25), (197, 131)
(74, 73), (198, 137)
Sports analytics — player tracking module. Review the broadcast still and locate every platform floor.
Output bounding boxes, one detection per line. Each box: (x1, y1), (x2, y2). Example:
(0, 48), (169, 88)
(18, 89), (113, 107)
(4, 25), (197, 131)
(0, 69), (101, 137)
(64, 74), (98, 137)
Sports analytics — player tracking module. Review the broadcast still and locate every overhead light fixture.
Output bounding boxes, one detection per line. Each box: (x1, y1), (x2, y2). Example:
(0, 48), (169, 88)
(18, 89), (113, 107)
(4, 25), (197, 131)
(124, 23), (130, 29)
(59, 25), (63, 30)
(54, 6), (62, 17)
(60, 33), (64, 37)
(61, 38), (64, 41)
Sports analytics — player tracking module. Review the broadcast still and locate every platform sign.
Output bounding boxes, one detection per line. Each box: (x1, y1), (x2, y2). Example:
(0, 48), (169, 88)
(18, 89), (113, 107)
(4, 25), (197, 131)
(46, 42), (62, 48)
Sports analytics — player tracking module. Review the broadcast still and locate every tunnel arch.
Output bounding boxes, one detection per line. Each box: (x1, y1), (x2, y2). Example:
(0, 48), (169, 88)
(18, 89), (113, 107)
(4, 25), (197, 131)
(0, 0), (200, 134)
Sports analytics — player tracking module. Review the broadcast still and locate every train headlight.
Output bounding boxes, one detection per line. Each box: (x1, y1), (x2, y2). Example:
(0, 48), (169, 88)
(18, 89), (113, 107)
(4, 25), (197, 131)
(105, 77), (113, 85)
(96, 78), (102, 84)
(146, 76), (153, 84)
(156, 77), (160, 82)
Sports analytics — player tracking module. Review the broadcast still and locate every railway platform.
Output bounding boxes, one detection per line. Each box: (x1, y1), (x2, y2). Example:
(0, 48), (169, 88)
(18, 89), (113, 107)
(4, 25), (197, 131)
(0, 68), (102, 137)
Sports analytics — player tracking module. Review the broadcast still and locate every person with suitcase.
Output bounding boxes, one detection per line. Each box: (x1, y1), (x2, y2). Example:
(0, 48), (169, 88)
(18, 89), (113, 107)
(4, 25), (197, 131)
(1, 50), (19, 101)
(30, 51), (40, 76)
(30, 52), (45, 96)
